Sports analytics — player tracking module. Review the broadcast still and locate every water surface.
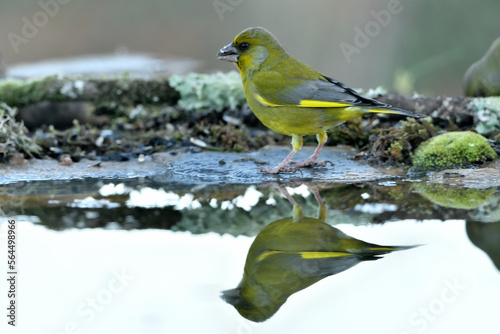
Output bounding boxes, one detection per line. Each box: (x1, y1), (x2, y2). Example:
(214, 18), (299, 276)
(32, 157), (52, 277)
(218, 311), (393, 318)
(0, 178), (499, 334)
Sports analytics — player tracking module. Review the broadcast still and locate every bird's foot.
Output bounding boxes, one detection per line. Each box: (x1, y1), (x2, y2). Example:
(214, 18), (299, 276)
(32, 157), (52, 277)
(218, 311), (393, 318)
(260, 166), (297, 174)
(291, 159), (334, 168)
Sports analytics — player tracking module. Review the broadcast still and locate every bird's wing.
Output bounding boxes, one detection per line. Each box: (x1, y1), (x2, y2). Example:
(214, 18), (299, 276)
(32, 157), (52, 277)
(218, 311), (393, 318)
(253, 250), (372, 280)
(252, 70), (386, 108)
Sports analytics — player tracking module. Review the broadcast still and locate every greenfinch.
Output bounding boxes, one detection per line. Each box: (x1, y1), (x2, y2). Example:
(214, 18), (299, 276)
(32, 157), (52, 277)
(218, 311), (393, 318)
(464, 37), (500, 97)
(221, 185), (416, 322)
(217, 27), (424, 173)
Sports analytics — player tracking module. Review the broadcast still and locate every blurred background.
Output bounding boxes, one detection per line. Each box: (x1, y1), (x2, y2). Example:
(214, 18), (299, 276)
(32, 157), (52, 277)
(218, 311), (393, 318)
(0, 0), (499, 96)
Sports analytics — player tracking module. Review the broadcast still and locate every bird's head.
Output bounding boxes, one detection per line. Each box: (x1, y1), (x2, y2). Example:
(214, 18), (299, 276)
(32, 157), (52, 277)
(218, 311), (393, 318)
(217, 27), (284, 75)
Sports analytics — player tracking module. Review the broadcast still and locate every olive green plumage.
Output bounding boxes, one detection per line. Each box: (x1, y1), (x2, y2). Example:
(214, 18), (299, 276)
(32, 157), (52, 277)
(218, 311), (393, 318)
(218, 27), (423, 173)
(221, 204), (414, 322)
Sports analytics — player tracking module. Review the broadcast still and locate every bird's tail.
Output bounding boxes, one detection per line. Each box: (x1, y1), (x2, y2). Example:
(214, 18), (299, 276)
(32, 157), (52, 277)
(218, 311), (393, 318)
(359, 244), (421, 259)
(368, 105), (425, 118)
(370, 244), (420, 252)
(346, 244), (421, 262)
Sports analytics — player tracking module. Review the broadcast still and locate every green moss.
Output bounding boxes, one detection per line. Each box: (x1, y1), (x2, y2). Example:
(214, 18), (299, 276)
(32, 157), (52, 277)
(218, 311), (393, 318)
(0, 75), (61, 106)
(470, 97), (500, 135)
(0, 74), (179, 110)
(412, 131), (497, 171)
(388, 141), (404, 161)
(414, 183), (495, 209)
(0, 75), (91, 106)
(168, 72), (245, 112)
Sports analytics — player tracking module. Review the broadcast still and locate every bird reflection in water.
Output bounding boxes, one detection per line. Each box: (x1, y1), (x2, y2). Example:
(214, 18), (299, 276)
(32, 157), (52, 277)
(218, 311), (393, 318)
(221, 184), (416, 322)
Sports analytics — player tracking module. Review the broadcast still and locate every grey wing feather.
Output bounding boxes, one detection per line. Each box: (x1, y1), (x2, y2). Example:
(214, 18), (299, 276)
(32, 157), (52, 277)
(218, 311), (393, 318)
(315, 76), (386, 106)
(263, 75), (386, 107)
(255, 73), (424, 118)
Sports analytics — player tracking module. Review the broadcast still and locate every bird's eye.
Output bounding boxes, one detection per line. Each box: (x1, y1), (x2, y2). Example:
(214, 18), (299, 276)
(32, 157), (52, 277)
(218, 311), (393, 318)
(242, 303), (253, 310)
(239, 42), (250, 51)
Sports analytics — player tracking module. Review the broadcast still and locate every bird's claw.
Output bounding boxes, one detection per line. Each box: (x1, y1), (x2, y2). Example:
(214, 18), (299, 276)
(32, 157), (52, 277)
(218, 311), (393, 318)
(291, 160), (334, 168)
(260, 166), (297, 174)
(323, 160), (334, 166)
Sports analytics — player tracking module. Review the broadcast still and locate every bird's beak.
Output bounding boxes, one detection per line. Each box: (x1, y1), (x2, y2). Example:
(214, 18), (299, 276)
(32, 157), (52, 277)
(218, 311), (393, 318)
(220, 288), (241, 306)
(217, 43), (239, 63)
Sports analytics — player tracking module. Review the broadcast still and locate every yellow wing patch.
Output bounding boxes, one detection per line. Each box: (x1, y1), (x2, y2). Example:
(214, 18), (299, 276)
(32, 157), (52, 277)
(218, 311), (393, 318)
(255, 94), (353, 108)
(255, 251), (281, 262)
(369, 108), (400, 114)
(255, 94), (281, 107)
(256, 250), (353, 262)
(298, 100), (352, 108)
(300, 251), (353, 259)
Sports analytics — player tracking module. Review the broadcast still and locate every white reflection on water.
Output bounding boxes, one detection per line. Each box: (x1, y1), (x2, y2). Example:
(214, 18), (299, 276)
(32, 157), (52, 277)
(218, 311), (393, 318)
(101, 184), (270, 213)
(232, 186), (263, 212)
(69, 197), (120, 209)
(99, 183), (130, 197)
(354, 202), (398, 214)
(285, 184), (311, 198)
(0, 218), (498, 334)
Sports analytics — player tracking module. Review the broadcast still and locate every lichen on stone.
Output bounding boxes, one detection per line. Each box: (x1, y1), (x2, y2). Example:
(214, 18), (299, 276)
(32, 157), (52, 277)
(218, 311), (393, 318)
(470, 97), (500, 135)
(168, 72), (245, 112)
(0, 103), (41, 162)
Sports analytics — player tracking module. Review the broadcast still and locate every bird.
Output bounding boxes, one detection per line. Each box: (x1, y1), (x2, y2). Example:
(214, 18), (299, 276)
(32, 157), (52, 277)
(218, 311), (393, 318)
(217, 27), (424, 173)
(221, 185), (417, 322)
(464, 37), (500, 97)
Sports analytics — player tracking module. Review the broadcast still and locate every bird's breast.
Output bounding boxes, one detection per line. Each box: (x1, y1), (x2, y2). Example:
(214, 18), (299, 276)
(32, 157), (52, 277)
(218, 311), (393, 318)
(248, 102), (343, 136)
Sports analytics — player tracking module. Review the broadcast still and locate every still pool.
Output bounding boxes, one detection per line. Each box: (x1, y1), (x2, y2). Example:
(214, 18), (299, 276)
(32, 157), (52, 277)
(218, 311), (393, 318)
(0, 178), (499, 334)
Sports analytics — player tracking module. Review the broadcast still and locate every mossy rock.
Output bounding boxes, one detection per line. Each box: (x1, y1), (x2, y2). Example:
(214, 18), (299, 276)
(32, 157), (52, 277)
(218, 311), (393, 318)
(414, 183), (495, 209)
(412, 131), (497, 171)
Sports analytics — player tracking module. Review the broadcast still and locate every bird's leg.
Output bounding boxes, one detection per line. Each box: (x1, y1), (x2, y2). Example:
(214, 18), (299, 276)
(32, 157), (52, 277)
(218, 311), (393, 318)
(307, 185), (327, 222)
(261, 135), (302, 173)
(293, 132), (332, 168)
(275, 184), (298, 205)
(274, 184), (304, 223)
